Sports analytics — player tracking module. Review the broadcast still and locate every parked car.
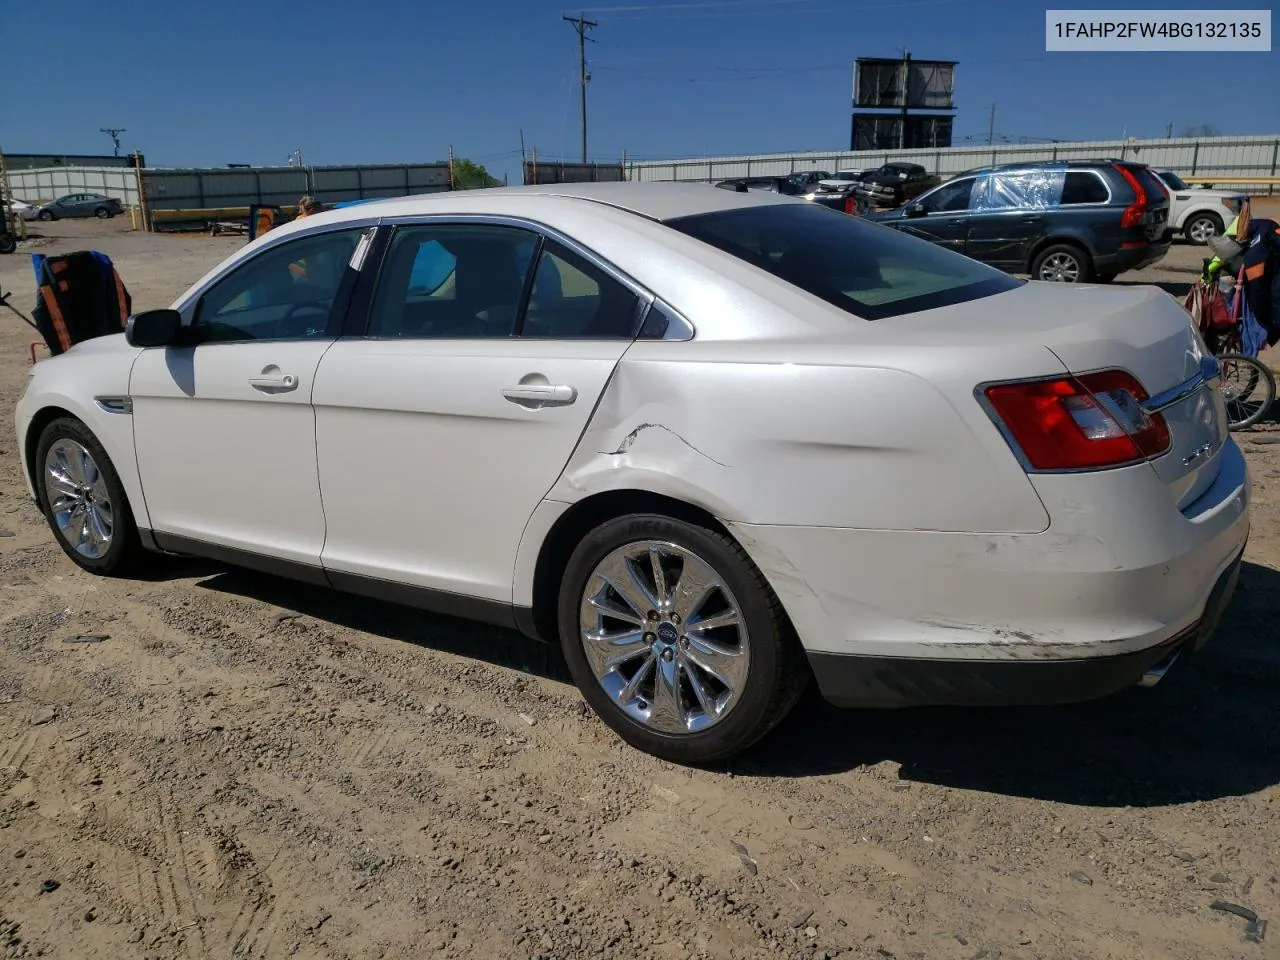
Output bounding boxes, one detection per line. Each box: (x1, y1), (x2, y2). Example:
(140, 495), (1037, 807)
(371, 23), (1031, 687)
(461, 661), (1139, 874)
(16, 182), (1246, 762)
(5, 198), (38, 221)
(814, 169), (869, 191)
(1155, 170), (1247, 245)
(714, 177), (807, 196)
(31, 194), (124, 221)
(786, 171), (831, 192)
(866, 160), (1172, 283)
(855, 162), (941, 208)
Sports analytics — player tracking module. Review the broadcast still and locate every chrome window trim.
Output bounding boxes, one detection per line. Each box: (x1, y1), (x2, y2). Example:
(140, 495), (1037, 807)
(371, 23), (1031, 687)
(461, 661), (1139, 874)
(381, 212), (695, 341)
(172, 219), (384, 322)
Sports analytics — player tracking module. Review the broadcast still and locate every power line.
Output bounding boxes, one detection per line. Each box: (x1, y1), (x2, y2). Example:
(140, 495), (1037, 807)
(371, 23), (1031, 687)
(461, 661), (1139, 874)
(581, 0), (969, 18)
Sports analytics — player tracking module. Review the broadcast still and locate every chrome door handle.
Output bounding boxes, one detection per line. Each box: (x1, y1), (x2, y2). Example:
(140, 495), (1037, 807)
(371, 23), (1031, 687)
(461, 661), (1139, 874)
(248, 374), (298, 392)
(502, 383), (577, 407)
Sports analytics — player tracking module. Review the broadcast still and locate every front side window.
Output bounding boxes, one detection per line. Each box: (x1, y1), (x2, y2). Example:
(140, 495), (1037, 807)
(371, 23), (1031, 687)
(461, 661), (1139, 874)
(666, 203), (1019, 321)
(195, 228), (365, 343)
(367, 224), (537, 338)
(522, 240), (641, 339)
(918, 177), (975, 213)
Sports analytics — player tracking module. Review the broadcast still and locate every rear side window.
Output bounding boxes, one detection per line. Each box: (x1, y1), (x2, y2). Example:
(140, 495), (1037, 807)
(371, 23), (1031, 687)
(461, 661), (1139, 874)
(1132, 166), (1170, 203)
(521, 240), (642, 339)
(666, 203), (1020, 321)
(1060, 172), (1109, 205)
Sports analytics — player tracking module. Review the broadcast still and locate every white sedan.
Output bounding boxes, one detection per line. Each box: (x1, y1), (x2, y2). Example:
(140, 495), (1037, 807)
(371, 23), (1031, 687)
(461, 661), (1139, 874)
(14, 183), (1249, 763)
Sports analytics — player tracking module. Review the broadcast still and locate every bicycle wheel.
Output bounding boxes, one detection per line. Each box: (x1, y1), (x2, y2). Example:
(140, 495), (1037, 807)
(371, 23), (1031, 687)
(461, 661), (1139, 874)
(1217, 353), (1276, 430)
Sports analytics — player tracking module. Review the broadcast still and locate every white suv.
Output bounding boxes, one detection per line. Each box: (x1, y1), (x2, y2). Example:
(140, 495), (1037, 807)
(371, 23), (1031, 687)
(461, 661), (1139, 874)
(1156, 171), (1247, 245)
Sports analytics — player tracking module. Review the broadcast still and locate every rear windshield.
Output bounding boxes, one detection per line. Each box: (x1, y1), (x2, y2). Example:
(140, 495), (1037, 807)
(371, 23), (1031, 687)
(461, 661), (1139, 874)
(664, 203), (1020, 320)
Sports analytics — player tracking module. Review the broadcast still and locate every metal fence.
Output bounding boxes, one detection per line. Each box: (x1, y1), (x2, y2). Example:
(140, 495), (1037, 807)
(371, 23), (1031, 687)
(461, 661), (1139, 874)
(141, 163), (452, 212)
(8, 166), (141, 206)
(627, 135), (1280, 191)
(8, 162), (454, 213)
(524, 161), (626, 185)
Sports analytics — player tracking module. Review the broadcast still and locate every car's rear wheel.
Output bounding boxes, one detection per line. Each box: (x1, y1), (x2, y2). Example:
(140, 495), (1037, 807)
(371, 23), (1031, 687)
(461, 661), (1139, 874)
(94, 207), (112, 219)
(558, 513), (807, 763)
(35, 417), (143, 576)
(37, 210), (54, 222)
(1185, 212), (1223, 245)
(0, 233), (15, 255)
(1032, 244), (1092, 283)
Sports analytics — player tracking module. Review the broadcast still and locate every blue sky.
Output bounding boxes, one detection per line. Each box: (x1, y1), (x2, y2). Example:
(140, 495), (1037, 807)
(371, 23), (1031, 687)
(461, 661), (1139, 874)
(4, 0), (1275, 182)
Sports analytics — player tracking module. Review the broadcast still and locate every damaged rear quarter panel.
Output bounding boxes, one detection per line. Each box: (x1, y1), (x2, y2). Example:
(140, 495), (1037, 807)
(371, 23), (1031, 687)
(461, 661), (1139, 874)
(547, 340), (1051, 534)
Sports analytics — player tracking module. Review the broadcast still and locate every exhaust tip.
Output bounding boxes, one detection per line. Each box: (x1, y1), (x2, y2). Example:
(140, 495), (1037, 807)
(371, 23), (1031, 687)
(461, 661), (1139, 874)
(1138, 651), (1180, 688)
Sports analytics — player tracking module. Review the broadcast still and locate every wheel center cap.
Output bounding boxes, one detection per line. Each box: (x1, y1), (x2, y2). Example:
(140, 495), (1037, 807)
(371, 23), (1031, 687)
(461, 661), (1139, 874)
(656, 623), (679, 644)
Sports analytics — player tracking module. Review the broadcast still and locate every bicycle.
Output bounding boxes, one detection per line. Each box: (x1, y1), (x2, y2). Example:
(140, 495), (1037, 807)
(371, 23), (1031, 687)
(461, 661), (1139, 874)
(1213, 329), (1275, 430)
(1193, 277), (1276, 430)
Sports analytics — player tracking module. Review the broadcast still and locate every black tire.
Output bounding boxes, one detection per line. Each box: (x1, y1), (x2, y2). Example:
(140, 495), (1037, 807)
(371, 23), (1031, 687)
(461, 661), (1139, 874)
(1184, 211), (1224, 246)
(94, 207), (112, 219)
(1031, 243), (1093, 283)
(1217, 353), (1276, 430)
(0, 233), (15, 255)
(34, 417), (144, 576)
(37, 210), (54, 222)
(558, 513), (809, 764)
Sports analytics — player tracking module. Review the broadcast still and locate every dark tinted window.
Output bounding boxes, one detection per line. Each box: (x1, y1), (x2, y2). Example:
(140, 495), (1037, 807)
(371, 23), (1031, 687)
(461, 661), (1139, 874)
(521, 241), (641, 339)
(196, 228), (365, 342)
(367, 224), (537, 338)
(1134, 166), (1170, 202)
(666, 204), (1019, 321)
(1060, 171), (1109, 205)
(1160, 171), (1188, 191)
(919, 177), (974, 213)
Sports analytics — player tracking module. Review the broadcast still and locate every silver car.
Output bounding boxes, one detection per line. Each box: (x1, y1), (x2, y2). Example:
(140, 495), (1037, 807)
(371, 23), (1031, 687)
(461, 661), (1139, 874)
(32, 194), (124, 221)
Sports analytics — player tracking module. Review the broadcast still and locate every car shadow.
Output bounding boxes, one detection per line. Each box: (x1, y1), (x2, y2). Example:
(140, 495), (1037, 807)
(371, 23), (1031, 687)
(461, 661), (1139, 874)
(739, 560), (1280, 807)
(179, 557), (1280, 807)
(193, 566), (573, 683)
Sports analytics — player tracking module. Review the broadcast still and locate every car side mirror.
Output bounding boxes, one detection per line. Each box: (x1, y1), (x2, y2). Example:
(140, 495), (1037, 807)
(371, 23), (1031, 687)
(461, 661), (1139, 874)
(125, 309), (184, 348)
(904, 204), (927, 218)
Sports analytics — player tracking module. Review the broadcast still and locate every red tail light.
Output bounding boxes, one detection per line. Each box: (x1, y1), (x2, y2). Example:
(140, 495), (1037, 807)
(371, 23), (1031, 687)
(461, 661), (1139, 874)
(983, 370), (1170, 471)
(1115, 164), (1148, 229)
(843, 194), (857, 214)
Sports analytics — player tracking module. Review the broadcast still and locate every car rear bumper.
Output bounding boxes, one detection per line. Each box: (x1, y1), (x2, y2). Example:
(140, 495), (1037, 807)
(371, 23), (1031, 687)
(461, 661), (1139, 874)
(1096, 238), (1171, 274)
(805, 549), (1241, 707)
(728, 436), (1249, 708)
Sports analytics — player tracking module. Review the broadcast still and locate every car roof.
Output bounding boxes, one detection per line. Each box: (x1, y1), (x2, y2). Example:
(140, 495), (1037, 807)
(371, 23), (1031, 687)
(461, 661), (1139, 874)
(301, 181), (794, 225)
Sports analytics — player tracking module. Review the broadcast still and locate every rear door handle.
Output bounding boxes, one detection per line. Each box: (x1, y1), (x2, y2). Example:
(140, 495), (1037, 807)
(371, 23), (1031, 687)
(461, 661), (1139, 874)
(248, 374), (298, 392)
(502, 383), (577, 407)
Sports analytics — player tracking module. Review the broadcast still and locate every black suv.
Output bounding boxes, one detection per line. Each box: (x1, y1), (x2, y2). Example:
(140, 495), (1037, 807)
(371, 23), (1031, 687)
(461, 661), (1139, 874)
(863, 160), (1171, 282)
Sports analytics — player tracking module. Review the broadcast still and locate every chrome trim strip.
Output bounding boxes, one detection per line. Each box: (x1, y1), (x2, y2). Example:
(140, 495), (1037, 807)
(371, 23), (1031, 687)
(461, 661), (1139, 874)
(94, 396), (133, 415)
(1142, 357), (1218, 414)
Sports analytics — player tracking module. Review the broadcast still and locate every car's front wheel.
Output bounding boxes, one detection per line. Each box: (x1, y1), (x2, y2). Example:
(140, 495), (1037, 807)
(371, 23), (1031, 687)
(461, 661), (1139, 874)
(558, 513), (808, 763)
(1032, 243), (1092, 283)
(35, 417), (143, 576)
(37, 210), (54, 222)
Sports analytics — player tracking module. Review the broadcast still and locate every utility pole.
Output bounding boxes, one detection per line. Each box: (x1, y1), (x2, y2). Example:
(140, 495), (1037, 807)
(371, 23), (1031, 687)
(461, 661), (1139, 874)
(563, 13), (598, 164)
(447, 144), (455, 190)
(898, 49), (910, 150)
(519, 129), (527, 184)
(100, 127), (126, 157)
(1166, 122), (1174, 139)
(986, 103), (996, 147)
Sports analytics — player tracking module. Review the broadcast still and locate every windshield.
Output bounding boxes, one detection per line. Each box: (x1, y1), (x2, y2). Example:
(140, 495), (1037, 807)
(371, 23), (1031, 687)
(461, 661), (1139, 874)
(665, 203), (1020, 321)
(1160, 171), (1188, 191)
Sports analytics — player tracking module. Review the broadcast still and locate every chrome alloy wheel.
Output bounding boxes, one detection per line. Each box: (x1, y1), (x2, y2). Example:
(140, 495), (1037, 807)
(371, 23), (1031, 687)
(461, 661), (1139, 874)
(1039, 252), (1081, 282)
(579, 541), (750, 735)
(43, 439), (113, 559)
(1188, 216), (1220, 244)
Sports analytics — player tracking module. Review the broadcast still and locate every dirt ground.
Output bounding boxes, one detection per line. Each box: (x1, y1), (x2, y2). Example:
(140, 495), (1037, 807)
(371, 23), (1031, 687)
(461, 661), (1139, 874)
(1, 217), (1278, 960)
